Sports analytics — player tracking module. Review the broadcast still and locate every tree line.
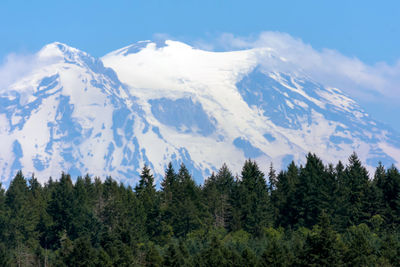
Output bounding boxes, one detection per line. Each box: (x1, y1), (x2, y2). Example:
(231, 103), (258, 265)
(0, 152), (400, 266)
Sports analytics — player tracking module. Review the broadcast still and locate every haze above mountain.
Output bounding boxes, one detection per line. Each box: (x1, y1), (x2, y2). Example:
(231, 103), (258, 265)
(0, 40), (399, 186)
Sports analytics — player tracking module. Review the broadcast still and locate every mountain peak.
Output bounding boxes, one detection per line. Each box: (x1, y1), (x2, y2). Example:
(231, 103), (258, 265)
(39, 42), (76, 54)
(37, 42), (90, 63)
(104, 39), (195, 58)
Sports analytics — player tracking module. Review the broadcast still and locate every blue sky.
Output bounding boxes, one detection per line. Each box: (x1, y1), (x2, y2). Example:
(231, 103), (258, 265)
(1, 0), (400, 130)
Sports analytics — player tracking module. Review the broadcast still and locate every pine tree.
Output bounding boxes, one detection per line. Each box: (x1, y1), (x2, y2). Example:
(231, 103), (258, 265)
(0, 182), (6, 243)
(294, 153), (332, 228)
(228, 175), (242, 232)
(197, 236), (231, 267)
(0, 183), (10, 266)
(273, 161), (299, 227)
(236, 160), (271, 236)
(267, 162), (277, 193)
(47, 172), (75, 248)
(0, 243), (11, 266)
(168, 164), (206, 237)
(64, 237), (96, 267)
(325, 163), (340, 224)
(101, 178), (146, 246)
(343, 223), (378, 266)
(144, 243), (163, 267)
(203, 164), (235, 229)
(368, 163), (386, 221)
(214, 163), (235, 194)
(381, 165), (400, 226)
(260, 237), (288, 267)
(96, 248), (113, 267)
(135, 165), (156, 199)
(161, 162), (177, 206)
(163, 243), (187, 267)
(136, 165), (161, 240)
(70, 176), (99, 242)
(332, 160), (349, 231)
(240, 247), (258, 267)
(300, 211), (342, 266)
(5, 171), (39, 264)
(159, 163), (178, 242)
(374, 162), (386, 190)
(203, 173), (222, 228)
(380, 233), (400, 265)
(343, 153), (371, 227)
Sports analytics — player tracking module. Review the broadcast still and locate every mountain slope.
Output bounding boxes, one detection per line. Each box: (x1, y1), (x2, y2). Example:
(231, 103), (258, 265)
(102, 40), (400, 174)
(0, 43), (147, 184)
(0, 41), (399, 185)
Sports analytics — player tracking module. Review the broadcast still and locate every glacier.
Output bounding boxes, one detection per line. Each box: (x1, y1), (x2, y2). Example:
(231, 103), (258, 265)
(0, 40), (399, 186)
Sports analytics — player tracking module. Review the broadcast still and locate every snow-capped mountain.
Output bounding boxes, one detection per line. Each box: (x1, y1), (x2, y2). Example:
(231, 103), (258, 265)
(0, 40), (399, 186)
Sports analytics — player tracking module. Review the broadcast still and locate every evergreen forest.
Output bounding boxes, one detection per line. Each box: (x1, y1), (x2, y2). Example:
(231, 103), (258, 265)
(1, 152), (400, 266)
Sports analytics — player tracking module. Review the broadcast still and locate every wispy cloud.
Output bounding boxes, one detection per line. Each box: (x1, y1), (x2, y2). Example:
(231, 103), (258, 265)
(209, 32), (400, 104)
(0, 53), (38, 90)
(0, 47), (62, 92)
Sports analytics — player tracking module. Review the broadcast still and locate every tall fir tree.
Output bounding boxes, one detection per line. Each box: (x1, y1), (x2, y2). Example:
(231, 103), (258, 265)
(169, 164), (207, 237)
(343, 153), (371, 227)
(161, 162), (177, 205)
(47, 172), (75, 248)
(300, 211), (343, 266)
(273, 161), (299, 228)
(203, 164), (235, 229)
(267, 162), (277, 193)
(381, 165), (400, 226)
(236, 159), (271, 236)
(136, 165), (161, 240)
(295, 153), (333, 228)
(5, 171), (39, 265)
(0, 183), (5, 243)
(368, 162), (386, 220)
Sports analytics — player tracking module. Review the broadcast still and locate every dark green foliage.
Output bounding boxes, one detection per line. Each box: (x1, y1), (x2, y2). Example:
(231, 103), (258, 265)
(5, 171), (40, 264)
(235, 159), (272, 236)
(101, 177), (147, 246)
(197, 237), (227, 266)
(203, 164), (235, 229)
(370, 162), (386, 218)
(240, 247), (258, 267)
(96, 248), (113, 267)
(260, 238), (288, 267)
(300, 211), (342, 266)
(295, 153), (334, 228)
(381, 166), (400, 226)
(0, 243), (11, 266)
(1, 153), (400, 266)
(267, 162), (277, 193)
(339, 153), (371, 228)
(194, 235), (243, 267)
(163, 242), (191, 267)
(272, 161), (300, 227)
(47, 172), (75, 248)
(380, 232), (400, 265)
(136, 165), (162, 240)
(60, 237), (97, 267)
(342, 223), (379, 266)
(144, 243), (163, 267)
(162, 164), (208, 237)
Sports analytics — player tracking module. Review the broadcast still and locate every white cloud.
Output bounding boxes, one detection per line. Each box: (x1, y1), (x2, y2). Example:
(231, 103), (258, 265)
(0, 53), (39, 91)
(0, 46), (62, 92)
(212, 32), (400, 104)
